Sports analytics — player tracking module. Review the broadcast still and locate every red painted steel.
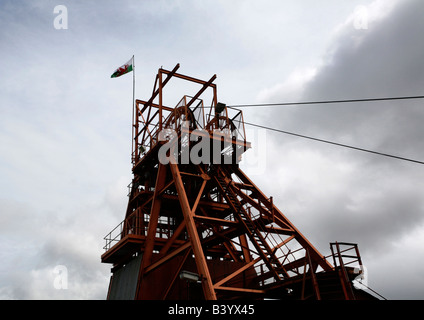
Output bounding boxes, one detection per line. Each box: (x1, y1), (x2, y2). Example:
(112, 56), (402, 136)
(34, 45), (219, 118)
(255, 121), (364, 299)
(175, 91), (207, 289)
(101, 65), (378, 300)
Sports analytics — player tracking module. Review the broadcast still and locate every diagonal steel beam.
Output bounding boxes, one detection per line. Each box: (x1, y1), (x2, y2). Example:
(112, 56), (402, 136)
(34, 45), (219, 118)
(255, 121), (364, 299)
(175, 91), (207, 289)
(169, 161), (217, 300)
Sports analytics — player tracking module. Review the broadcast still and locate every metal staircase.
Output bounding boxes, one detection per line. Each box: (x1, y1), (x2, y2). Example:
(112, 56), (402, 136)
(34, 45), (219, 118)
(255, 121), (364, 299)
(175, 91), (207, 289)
(214, 172), (286, 281)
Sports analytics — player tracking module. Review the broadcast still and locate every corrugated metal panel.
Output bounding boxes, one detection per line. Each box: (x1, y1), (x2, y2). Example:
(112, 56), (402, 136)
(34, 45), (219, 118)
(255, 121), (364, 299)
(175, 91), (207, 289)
(108, 254), (142, 300)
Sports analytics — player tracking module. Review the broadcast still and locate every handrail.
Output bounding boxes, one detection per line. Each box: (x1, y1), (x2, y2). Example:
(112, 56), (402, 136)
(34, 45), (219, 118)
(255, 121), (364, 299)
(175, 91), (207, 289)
(103, 220), (124, 251)
(103, 208), (177, 252)
(330, 242), (361, 299)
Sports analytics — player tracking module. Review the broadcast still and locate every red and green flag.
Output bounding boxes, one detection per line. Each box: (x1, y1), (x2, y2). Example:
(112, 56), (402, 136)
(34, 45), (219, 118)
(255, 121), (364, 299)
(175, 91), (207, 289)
(111, 57), (134, 78)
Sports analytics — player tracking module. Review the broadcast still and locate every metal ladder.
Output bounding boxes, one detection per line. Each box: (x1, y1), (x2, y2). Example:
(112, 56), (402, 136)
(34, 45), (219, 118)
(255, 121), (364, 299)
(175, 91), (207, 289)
(215, 174), (287, 281)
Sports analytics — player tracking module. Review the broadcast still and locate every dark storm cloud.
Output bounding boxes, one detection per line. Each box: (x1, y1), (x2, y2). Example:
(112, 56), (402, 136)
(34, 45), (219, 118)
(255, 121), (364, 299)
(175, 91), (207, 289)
(265, 0), (424, 154)
(257, 0), (424, 298)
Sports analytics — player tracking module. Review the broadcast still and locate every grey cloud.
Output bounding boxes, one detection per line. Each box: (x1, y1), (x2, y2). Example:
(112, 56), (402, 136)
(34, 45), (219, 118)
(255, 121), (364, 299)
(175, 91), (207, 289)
(257, 0), (424, 298)
(1, 0), (423, 300)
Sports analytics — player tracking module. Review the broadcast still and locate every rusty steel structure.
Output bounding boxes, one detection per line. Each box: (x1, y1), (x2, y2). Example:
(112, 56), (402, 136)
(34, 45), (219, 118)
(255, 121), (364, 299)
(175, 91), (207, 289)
(101, 64), (377, 300)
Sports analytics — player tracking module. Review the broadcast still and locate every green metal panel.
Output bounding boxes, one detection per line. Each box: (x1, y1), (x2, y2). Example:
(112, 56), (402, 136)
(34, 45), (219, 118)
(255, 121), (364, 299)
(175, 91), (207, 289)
(108, 254), (142, 300)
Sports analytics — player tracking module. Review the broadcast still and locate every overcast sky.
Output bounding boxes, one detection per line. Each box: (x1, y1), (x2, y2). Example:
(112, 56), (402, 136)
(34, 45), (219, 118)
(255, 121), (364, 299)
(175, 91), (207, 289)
(1, 0), (423, 300)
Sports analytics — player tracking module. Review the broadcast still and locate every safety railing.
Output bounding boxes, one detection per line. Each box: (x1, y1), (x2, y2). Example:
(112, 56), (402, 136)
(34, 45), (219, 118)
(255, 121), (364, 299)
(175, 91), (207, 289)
(103, 209), (145, 252)
(103, 210), (178, 252)
(103, 220), (125, 252)
(330, 242), (362, 270)
(329, 242), (363, 299)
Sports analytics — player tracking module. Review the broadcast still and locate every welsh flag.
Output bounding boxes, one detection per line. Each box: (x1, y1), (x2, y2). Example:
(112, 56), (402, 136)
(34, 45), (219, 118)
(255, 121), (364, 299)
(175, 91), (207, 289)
(111, 57), (134, 78)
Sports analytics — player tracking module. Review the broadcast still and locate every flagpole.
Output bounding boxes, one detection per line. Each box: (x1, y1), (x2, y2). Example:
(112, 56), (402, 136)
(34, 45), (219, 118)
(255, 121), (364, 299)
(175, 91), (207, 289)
(132, 55), (135, 162)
